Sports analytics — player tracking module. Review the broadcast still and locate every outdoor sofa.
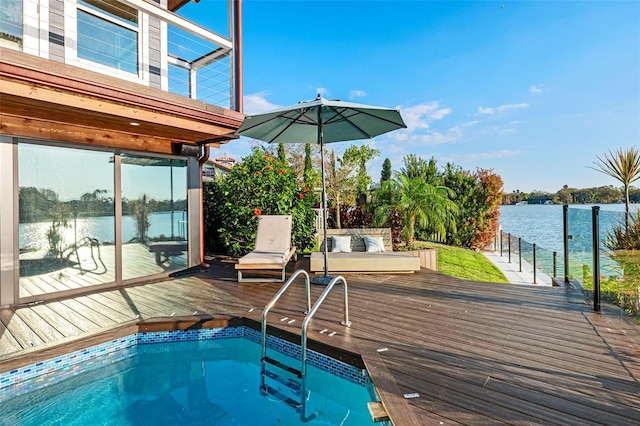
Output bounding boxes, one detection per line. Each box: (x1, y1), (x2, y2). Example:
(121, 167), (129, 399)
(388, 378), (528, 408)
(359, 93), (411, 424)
(309, 228), (421, 274)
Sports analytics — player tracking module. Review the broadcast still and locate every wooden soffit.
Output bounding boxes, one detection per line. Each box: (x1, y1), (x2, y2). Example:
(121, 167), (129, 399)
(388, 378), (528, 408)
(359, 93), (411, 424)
(0, 48), (244, 155)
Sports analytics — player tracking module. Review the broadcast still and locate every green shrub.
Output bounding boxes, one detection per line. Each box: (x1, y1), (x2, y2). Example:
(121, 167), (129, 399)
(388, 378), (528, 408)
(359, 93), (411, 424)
(209, 148), (316, 256)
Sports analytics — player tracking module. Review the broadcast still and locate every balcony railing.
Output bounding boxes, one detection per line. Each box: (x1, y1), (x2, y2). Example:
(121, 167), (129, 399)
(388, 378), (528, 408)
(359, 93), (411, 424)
(0, 0), (240, 110)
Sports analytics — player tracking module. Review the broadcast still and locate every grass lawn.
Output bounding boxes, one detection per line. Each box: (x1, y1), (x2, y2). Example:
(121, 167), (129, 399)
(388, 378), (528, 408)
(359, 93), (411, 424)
(408, 241), (509, 283)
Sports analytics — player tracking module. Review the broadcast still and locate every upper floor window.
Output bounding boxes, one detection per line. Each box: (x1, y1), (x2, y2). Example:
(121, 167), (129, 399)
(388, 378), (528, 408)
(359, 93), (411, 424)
(76, 0), (139, 74)
(0, 0), (23, 49)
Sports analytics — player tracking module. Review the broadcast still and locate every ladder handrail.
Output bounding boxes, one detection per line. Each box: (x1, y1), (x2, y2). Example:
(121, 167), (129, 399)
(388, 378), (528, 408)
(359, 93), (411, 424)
(300, 275), (351, 378)
(261, 269), (312, 361)
(260, 271), (350, 423)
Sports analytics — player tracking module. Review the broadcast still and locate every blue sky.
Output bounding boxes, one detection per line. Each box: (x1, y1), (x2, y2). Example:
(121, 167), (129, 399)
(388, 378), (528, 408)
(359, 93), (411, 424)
(182, 0), (639, 194)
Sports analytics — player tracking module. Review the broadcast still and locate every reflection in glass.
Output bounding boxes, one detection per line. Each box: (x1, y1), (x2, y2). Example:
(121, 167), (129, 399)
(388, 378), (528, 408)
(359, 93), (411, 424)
(18, 144), (115, 297)
(0, 0), (23, 49)
(121, 155), (188, 280)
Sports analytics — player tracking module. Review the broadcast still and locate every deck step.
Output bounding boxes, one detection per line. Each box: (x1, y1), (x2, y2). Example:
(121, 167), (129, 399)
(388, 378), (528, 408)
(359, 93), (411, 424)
(262, 369), (302, 394)
(261, 384), (302, 412)
(262, 356), (302, 378)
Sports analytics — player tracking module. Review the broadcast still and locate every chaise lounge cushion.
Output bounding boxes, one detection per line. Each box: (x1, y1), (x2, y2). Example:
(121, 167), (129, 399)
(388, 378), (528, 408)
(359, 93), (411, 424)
(237, 249), (290, 265)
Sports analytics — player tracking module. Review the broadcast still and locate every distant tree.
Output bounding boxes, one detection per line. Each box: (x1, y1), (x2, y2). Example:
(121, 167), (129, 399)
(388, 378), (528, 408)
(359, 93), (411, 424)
(130, 194), (151, 244)
(380, 158), (392, 184)
(473, 168), (504, 249)
(303, 143), (313, 183)
(341, 145), (380, 202)
(591, 147), (640, 230)
(555, 185), (573, 204)
(277, 143), (287, 163)
(326, 149), (356, 228)
(440, 165), (503, 249)
(400, 154), (438, 182)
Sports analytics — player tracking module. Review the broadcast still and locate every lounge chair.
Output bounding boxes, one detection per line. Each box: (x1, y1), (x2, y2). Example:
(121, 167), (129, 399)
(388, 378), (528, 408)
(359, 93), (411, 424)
(235, 215), (297, 282)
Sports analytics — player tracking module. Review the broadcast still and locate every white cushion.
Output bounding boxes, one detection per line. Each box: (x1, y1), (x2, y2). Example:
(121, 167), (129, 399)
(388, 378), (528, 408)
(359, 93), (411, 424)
(364, 236), (385, 252)
(331, 236), (352, 253)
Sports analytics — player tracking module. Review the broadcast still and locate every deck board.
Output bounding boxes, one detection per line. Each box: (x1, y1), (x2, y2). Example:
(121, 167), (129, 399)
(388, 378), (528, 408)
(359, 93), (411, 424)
(1, 258), (638, 425)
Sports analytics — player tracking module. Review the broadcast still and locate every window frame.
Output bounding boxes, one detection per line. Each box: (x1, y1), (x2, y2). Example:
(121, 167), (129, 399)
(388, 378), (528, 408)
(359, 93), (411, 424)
(65, 0), (149, 83)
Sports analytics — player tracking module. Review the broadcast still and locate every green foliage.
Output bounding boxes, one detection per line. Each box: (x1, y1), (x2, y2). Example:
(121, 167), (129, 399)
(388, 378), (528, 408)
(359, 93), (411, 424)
(582, 251), (640, 320)
(211, 148), (316, 256)
(203, 181), (225, 253)
(303, 144), (314, 183)
(400, 154), (438, 182)
(441, 165), (503, 249)
(277, 143), (287, 163)
(341, 145), (380, 198)
(410, 241), (509, 283)
(591, 146), (640, 230)
(371, 174), (458, 250)
(605, 209), (640, 251)
(380, 158), (392, 183)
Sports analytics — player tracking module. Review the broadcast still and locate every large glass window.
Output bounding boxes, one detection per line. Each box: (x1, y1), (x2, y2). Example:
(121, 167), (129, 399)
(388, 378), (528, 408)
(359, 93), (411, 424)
(18, 144), (115, 298)
(121, 155), (188, 281)
(0, 0), (23, 49)
(77, 0), (139, 74)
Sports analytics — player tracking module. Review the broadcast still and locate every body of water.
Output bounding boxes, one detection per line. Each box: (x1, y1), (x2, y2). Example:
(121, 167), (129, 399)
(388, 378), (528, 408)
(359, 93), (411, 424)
(499, 204), (628, 254)
(20, 211), (188, 251)
(500, 204), (632, 280)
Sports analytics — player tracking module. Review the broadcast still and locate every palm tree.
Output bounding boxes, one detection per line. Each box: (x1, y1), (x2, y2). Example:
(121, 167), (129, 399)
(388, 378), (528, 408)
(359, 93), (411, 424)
(372, 174), (458, 249)
(591, 147), (640, 230)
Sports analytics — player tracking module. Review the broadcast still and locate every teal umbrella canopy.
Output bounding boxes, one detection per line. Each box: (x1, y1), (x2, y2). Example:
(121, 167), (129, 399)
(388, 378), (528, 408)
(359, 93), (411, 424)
(236, 94), (406, 284)
(237, 95), (406, 144)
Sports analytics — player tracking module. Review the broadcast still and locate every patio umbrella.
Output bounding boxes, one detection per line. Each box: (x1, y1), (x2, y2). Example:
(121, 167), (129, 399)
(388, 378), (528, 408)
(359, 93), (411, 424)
(237, 94), (406, 284)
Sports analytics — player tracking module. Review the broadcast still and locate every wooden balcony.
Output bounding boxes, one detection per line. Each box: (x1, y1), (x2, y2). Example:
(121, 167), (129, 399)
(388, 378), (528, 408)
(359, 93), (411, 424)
(0, 47), (243, 154)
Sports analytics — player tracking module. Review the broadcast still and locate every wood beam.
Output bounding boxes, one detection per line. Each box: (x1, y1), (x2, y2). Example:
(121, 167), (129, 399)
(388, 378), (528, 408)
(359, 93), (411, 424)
(1, 114), (176, 154)
(1, 78), (233, 138)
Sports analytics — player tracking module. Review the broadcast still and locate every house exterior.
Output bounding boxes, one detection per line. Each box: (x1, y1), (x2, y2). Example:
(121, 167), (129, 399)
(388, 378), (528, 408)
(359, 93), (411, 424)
(0, 0), (244, 307)
(202, 156), (236, 181)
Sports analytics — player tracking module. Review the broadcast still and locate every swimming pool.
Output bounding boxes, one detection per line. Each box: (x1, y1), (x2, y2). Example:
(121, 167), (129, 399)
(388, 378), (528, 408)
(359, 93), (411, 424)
(0, 326), (379, 425)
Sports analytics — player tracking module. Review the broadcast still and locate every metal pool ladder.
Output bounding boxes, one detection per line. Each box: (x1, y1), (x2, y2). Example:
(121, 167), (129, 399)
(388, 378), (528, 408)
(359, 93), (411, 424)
(260, 269), (351, 422)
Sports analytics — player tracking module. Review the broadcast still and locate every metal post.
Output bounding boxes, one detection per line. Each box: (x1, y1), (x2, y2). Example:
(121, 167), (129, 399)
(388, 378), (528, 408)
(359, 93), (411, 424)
(500, 232), (503, 256)
(508, 233), (511, 263)
(533, 243), (537, 284)
(592, 206), (601, 312)
(563, 204), (569, 283)
(553, 251), (557, 278)
(518, 237), (522, 272)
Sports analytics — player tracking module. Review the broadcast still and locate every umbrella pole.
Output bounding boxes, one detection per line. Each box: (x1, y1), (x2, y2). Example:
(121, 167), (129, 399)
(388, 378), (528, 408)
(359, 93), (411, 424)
(312, 119), (333, 285)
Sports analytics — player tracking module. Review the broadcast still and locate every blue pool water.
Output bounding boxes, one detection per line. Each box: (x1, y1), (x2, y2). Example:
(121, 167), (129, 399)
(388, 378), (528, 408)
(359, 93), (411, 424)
(0, 335), (376, 425)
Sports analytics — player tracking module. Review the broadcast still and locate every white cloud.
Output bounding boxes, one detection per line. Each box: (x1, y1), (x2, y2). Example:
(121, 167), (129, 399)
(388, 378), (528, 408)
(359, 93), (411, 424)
(476, 103), (529, 115)
(316, 87), (329, 96)
(350, 89), (367, 99)
(243, 92), (280, 115)
(388, 125), (462, 146)
(529, 85), (542, 95)
(399, 102), (452, 132)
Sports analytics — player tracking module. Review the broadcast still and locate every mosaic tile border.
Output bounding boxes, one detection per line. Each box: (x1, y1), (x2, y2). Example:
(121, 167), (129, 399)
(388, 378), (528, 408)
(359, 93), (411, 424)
(0, 326), (368, 402)
(0, 335), (137, 401)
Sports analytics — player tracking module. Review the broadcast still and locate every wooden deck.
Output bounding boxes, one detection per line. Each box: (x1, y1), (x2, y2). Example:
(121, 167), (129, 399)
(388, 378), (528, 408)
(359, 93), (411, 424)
(1, 258), (639, 425)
